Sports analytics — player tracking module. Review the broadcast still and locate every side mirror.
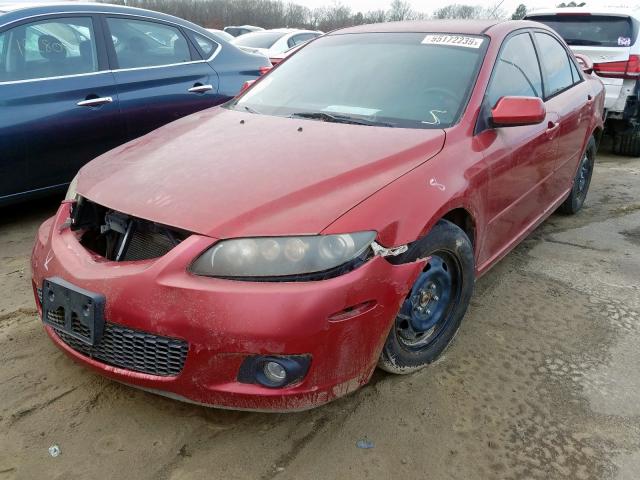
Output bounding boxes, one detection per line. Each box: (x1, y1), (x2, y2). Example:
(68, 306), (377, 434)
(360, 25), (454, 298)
(491, 96), (546, 127)
(574, 53), (594, 75)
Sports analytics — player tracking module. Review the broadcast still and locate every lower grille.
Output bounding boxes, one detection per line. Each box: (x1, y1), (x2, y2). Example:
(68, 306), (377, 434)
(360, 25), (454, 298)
(51, 323), (188, 377)
(47, 308), (65, 328)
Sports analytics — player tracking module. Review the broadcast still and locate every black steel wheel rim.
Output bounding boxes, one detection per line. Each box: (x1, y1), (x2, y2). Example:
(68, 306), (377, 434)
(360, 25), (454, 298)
(395, 251), (462, 351)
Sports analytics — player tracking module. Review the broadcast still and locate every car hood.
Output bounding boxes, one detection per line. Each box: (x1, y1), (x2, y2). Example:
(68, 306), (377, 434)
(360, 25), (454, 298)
(78, 108), (445, 238)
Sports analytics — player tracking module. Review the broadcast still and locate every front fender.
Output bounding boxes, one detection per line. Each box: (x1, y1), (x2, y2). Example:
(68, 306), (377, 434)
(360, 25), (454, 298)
(322, 137), (487, 264)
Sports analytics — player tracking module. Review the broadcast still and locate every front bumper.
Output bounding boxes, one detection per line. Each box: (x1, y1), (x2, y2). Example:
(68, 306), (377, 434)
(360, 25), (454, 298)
(31, 204), (423, 411)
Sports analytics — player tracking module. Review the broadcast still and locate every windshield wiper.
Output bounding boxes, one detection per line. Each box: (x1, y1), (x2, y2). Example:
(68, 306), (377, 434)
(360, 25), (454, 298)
(289, 111), (394, 127)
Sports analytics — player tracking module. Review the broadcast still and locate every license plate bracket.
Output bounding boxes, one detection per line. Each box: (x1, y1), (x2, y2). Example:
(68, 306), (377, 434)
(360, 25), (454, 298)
(42, 277), (105, 346)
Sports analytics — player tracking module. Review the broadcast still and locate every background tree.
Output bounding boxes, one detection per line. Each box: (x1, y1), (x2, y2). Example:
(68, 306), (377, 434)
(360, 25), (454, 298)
(557, 1), (586, 7)
(387, 0), (415, 22)
(511, 4), (527, 20)
(103, 0), (507, 32)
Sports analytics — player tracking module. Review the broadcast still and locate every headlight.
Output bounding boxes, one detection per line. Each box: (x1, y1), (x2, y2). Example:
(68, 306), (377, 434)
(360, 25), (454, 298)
(64, 175), (78, 202)
(191, 232), (376, 280)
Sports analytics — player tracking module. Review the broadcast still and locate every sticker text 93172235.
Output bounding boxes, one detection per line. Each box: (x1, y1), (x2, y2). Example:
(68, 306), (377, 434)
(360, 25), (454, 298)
(422, 34), (484, 49)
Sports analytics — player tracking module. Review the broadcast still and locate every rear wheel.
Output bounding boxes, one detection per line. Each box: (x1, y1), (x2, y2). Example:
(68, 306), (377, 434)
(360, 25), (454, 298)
(378, 220), (474, 374)
(612, 127), (640, 157)
(558, 136), (596, 215)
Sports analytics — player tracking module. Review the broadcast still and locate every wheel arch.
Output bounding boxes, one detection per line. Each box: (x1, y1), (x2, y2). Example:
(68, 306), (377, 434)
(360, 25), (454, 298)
(412, 202), (480, 260)
(441, 207), (476, 249)
(592, 126), (604, 150)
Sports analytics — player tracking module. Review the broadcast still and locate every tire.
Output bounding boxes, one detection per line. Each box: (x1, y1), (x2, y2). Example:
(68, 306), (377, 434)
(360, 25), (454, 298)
(378, 219), (475, 374)
(558, 136), (596, 215)
(612, 127), (640, 157)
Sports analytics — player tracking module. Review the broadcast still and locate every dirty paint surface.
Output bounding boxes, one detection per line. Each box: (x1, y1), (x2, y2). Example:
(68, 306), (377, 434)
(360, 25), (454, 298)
(1, 145), (639, 479)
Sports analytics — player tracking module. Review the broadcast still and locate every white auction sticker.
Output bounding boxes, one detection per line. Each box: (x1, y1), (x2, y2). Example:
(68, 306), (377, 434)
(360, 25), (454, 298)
(618, 36), (631, 47)
(422, 34), (484, 49)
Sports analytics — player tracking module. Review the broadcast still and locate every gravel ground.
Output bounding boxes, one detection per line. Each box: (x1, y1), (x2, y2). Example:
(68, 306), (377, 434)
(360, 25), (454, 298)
(0, 144), (638, 480)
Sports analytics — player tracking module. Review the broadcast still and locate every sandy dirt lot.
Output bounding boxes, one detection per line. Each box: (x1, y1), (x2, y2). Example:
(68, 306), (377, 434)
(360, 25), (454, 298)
(1, 145), (639, 480)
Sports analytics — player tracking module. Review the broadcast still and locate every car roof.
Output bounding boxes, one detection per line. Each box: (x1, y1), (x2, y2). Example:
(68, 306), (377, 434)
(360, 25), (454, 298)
(225, 25), (262, 29)
(0, 2), (48, 13)
(262, 28), (319, 34)
(333, 19), (545, 37)
(526, 7), (640, 19)
(0, 2), (209, 31)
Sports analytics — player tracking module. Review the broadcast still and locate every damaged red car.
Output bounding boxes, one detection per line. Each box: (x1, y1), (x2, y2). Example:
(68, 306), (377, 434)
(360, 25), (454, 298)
(32, 20), (604, 411)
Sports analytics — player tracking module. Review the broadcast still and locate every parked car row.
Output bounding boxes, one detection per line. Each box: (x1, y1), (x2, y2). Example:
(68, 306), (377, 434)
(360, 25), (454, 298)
(230, 28), (322, 58)
(0, 3), (271, 206)
(29, 12), (605, 411)
(223, 24), (263, 37)
(525, 7), (640, 156)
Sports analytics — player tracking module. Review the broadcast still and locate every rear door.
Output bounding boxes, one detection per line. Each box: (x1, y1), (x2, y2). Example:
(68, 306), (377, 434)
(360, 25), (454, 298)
(0, 14), (123, 201)
(534, 31), (593, 192)
(526, 14), (636, 110)
(102, 15), (221, 141)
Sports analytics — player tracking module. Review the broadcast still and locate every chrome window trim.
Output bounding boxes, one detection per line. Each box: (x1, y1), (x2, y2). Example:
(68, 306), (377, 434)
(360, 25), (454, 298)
(0, 70), (111, 85)
(0, 10), (222, 85)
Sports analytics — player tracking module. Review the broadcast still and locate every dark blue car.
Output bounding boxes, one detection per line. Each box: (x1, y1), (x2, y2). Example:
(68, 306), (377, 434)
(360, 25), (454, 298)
(0, 3), (270, 206)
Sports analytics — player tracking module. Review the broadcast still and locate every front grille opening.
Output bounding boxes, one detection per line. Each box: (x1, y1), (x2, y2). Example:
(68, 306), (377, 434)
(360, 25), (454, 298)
(71, 198), (190, 262)
(47, 307), (65, 328)
(71, 312), (91, 338)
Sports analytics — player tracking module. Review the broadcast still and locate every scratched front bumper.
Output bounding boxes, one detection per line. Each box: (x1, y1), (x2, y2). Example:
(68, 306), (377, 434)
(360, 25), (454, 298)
(31, 203), (423, 411)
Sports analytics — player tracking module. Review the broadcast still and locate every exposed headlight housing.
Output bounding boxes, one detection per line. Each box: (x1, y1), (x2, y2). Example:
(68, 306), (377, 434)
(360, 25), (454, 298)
(64, 175), (79, 202)
(191, 232), (376, 281)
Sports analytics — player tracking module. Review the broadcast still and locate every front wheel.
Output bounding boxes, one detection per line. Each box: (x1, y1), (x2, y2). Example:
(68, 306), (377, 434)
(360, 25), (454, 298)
(378, 219), (475, 374)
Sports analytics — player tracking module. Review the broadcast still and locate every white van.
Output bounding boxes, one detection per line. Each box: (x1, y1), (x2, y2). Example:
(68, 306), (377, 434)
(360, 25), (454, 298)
(526, 8), (640, 156)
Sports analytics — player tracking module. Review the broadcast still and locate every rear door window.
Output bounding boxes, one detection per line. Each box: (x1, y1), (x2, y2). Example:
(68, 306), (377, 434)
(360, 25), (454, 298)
(288, 33), (318, 48)
(0, 17), (98, 82)
(528, 15), (634, 47)
(570, 58), (582, 84)
(487, 33), (543, 108)
(106, 17), (193, 69)
(192, 33), (218, 58)
(535, 33), (574, 97)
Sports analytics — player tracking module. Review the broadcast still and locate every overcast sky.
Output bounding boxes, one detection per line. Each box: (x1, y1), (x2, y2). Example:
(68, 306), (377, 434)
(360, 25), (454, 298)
(296, 0), (534, 14)
(6, 0), (637, 15)
(288, 0), (634, 15)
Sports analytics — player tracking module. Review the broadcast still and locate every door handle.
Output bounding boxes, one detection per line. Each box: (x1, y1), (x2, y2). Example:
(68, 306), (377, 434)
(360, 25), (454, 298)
(77, 96), (113, 107)
(586, 94), (594, 105)
(188, 84), (213, 93)
(546, 121), (560, 136)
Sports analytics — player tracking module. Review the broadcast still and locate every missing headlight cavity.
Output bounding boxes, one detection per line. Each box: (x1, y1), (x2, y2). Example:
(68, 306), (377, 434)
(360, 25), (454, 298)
(71, 198), (189, 262)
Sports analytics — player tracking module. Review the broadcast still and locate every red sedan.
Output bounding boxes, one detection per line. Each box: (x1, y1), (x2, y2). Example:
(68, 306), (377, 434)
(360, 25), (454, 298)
(31, 20), (604, 411)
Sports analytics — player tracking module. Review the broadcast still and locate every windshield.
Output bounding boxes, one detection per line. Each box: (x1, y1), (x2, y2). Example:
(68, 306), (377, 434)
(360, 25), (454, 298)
(233, 31), (286, 49)
(530, 15), (634, 47)
(231, 32), (487, 129)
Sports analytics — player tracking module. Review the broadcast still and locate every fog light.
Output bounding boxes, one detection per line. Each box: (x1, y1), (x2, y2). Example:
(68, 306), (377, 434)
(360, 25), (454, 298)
(237, 355), (311, 388)
(264, 361), (287, 384)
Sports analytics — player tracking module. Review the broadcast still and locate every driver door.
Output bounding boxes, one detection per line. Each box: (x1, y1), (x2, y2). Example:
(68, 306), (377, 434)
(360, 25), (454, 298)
(0, 15), (123, 200)
(477, 32), (560, 266)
